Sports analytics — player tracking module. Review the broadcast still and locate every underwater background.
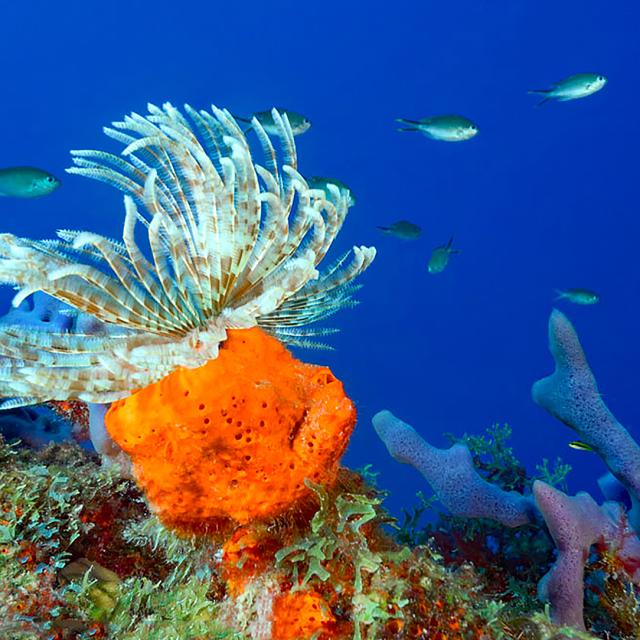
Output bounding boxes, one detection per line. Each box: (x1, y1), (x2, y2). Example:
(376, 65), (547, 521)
(0, 0), (638, 519)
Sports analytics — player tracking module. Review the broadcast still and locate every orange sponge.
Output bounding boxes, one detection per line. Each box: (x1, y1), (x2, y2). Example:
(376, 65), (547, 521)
(105, 327), (356, 531)
(272, 590), (336, 640)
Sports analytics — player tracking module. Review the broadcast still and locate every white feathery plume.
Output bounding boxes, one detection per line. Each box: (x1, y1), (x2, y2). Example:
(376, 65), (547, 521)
(0, 104), (375, 406)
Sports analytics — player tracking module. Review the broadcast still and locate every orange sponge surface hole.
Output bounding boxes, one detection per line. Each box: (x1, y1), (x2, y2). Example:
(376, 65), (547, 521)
(105, 328), (357, 529)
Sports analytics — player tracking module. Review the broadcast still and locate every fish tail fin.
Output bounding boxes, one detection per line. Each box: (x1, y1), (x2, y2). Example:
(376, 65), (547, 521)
(446, 236), (461, 253)
(376, 226), (390, 233)
(528, 90), (552, 107)
(396, 118), (421, 132)
(554, 289), (567, 300)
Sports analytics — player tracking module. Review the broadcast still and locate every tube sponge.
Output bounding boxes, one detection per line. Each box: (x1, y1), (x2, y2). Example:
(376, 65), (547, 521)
(534, 480), (640, 629)
(533, 481), (602, 630)
(532, 310), (640, 529)
(1, 291), (108, 334)
(372, 410), (535, 527)
(0, 406), (69, 448)
(105, 327), (357, 531)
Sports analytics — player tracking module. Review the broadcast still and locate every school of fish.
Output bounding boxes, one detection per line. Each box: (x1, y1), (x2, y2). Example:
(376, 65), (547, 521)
(2, 77), (606, 303)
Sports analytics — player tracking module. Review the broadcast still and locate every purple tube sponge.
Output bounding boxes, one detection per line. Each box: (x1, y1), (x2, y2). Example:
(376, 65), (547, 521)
(534, 480), (640, 630)
(1, 291), (107, 334)
(533, 481), (602, 630)
(532, 310), (640, 529)
(372, 410), (536, 527)
(0, 406), (72, 448)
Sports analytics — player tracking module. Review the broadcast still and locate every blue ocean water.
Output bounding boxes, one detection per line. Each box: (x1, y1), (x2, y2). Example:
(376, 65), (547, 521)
(0, 0), (638, 518)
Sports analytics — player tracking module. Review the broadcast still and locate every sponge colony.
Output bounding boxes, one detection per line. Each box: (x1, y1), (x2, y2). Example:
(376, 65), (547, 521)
(105, 327), (356, 530)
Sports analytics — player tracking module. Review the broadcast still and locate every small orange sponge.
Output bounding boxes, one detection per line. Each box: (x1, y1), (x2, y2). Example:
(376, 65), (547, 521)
(105, 328), (356, 529)
(272, 590), (336, 640)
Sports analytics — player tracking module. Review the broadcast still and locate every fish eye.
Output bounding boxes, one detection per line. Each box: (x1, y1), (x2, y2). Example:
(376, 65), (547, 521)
(46, 176), (54, 182)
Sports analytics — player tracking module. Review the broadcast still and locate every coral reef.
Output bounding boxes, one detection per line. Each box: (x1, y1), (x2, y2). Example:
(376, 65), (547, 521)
(3, 99), (639, 639)
(374, 310), (640, 638)
(1, 436), (534, 640)
(6, 410), (636, 639)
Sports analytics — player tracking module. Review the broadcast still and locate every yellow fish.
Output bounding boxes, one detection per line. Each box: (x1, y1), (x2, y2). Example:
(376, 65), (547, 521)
(568, 440), (594, 452)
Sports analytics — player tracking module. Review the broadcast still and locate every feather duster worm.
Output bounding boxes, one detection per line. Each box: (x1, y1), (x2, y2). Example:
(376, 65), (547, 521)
(0, 104), (374, 527)
(0, 104), (375, 408)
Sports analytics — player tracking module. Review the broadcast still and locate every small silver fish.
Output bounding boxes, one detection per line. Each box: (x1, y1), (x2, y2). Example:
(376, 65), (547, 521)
(529, 73), (607, 106)
(555, 288), (600, 305)
(428, 237), (460, 274)
(397, 115), (478, 142)
(0, 166), (61, 198)
(306, 176), (356, 206)
(237, 109), (311, 136)
(377, 220), (421, 240)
